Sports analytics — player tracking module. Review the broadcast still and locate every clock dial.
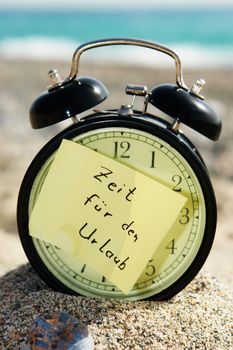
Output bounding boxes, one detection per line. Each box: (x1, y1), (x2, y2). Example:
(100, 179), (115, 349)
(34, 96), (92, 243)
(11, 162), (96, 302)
(27, 123), (209, 300)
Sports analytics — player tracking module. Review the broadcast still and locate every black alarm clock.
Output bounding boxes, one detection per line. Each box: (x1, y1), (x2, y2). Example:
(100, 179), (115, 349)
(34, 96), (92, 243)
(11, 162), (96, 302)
(17, 38), (221, 300)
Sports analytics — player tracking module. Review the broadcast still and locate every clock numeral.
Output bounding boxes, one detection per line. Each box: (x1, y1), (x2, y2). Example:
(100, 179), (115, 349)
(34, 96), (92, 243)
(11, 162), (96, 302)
(145, 259), (156, 277)
(114, 141), (130, 158)
(81, 264), (106, 284)
(172, 174), (182, 192)
(166, 239), (177, 255)
(179, 207), (190, 225)
(150, 151), (156, 168)
(81, 264), (86, 273)
(102, 276), (106, 283)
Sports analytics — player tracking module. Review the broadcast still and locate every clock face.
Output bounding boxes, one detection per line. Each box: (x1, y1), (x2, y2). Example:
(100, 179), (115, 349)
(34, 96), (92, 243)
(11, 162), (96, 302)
(25, 120), (213, 300)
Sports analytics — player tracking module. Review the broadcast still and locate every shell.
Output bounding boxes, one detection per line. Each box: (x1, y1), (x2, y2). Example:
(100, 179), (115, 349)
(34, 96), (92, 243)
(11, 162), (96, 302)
(23, 311), (94, 350)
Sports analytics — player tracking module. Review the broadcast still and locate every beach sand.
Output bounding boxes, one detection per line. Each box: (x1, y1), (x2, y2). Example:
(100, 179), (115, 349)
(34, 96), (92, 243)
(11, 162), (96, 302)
(0, 59), (232, 348)
(1, 265), (232, 349)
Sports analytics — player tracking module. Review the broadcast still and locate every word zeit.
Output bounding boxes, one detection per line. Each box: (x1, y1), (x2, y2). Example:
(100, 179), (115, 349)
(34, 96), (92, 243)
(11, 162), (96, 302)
(84, 165), (138, 243)
(78, 165), (139, 272)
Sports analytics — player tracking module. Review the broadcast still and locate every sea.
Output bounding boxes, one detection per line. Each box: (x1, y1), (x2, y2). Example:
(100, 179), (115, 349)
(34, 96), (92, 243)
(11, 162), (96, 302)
(0, 8), (233, 68)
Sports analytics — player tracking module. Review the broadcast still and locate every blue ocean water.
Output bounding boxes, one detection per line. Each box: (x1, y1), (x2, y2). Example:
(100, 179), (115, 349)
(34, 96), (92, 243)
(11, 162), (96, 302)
(0, 8), (233, 67)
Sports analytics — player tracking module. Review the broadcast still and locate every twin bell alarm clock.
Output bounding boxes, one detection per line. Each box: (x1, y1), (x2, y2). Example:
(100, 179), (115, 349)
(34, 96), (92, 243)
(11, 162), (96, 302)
(17, 38), (221, 300)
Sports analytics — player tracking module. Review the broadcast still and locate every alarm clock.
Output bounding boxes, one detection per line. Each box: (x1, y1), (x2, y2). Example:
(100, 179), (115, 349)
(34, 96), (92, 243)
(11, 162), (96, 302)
(17, 38), (221, 300)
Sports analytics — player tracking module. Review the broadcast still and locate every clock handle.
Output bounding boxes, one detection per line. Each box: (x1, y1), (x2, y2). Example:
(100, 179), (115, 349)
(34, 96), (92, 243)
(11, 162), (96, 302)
(66, 38), (188, 90)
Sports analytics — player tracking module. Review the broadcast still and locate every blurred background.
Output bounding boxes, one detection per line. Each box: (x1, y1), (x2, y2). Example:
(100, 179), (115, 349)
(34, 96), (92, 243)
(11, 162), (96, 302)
(0, 0), (232, 288)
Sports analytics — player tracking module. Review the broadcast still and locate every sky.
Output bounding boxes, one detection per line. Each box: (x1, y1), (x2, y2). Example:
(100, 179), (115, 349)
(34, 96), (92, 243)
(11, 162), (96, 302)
(0, 0), (232, 9)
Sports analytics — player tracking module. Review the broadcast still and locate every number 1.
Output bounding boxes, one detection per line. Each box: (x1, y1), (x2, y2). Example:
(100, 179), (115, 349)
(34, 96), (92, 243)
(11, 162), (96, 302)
(150, 151), (156, 168)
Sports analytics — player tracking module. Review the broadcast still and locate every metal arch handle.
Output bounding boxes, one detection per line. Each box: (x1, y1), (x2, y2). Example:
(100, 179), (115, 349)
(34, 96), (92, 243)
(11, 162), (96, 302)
(67, 38), (188, 89)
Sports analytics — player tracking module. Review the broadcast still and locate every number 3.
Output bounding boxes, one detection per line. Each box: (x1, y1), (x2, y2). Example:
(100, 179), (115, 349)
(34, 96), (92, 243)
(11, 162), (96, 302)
(179, 207), (190, 225)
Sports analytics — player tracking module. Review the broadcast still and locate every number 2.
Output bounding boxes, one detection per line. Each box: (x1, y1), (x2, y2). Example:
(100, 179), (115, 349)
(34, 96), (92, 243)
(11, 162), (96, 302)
(172, 175), (182, 192)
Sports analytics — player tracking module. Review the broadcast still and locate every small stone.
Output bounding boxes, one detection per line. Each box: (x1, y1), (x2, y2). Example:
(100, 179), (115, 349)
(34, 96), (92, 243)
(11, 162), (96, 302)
(23, 311), (94, 350)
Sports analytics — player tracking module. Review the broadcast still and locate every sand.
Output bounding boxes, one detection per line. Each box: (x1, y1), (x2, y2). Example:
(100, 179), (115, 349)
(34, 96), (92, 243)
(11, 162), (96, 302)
(0, 58), (232, 348)
(0, 265), (232, 349)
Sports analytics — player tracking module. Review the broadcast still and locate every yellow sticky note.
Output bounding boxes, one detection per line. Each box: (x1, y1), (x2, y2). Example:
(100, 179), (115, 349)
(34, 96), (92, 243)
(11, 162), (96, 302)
(29, 139), (187, 294)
